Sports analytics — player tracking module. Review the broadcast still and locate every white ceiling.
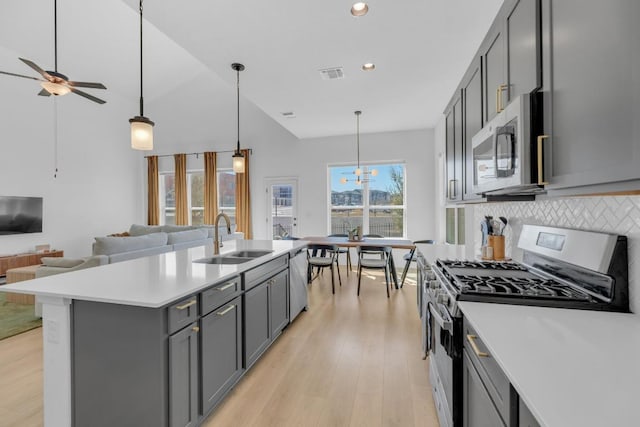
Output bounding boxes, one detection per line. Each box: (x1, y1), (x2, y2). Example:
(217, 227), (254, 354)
(1, 0), (504, 139)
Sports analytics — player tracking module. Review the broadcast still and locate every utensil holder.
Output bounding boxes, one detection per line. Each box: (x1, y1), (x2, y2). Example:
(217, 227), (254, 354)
(489, 235), (505, 261)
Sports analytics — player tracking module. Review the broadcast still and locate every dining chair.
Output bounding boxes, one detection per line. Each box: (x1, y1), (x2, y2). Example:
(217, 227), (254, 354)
(328, 234), (352, 275)
(361, 234), (385, 259)
(307, 244), (342, 294)
(357, 245), (393, 298)
(400, 239), (435, 287)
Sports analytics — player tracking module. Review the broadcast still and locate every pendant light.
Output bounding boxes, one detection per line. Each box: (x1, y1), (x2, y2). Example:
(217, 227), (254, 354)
(340, 110), (377, 185)
(231, 63), (245, 173)
(129, 0), (154, 151)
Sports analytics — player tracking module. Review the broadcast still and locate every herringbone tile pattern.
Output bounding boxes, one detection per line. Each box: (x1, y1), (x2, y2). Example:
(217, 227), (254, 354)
(473, 195), (640, 313)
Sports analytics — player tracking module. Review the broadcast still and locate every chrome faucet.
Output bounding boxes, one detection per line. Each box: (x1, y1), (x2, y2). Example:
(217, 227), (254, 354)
(214, 212), (232, 255)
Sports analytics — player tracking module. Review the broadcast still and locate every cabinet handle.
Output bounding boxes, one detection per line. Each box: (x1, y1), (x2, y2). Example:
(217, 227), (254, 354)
(466, 334), (489, 358)
(217, 282), (236, 292)
(216, 305), (236, 316)
(192, 326), (200, 333)
(176, 300), (197, 310)
(537, 135), (550, 185)
(448, 179), (457, 199)
(496, 84), (508, 113)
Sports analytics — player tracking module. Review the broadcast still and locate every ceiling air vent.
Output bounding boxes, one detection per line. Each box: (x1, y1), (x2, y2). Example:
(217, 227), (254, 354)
(319, 67), (345, 80)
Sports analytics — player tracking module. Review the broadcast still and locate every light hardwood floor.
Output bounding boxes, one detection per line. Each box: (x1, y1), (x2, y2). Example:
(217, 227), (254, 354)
(0, 267), (440, 427)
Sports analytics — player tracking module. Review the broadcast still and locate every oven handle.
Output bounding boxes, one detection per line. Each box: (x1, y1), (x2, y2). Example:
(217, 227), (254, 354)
(428, 302), (452, 332)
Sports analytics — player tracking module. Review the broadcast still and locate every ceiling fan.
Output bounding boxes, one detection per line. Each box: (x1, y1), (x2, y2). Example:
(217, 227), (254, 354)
(0, 0), (107, 104)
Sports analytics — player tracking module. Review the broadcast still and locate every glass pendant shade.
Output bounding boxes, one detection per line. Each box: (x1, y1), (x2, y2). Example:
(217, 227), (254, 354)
(41, 81), (71, 96)
(355, 167), (362, 176)
(232, 152), (245, 173)
(340, 177), (347, 184)
(371, 168), (378, 176)
(129, 116), (154, 150)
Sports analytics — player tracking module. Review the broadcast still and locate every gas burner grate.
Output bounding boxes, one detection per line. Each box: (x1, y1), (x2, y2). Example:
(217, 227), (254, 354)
(453, 275), (592, 301)
(439, 259), (528, 271)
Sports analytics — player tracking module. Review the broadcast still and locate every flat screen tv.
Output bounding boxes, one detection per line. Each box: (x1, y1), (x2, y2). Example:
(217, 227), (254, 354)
(0, 196), (43, 235)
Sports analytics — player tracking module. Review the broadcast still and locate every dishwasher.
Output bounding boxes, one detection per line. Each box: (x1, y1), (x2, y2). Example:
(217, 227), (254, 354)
(289, 248), (308, 321)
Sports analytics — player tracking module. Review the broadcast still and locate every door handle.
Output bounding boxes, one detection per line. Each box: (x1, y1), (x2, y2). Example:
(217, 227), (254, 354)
(216, 305), (236, 316)
(466, 334), (489, 358)
(216, 283), (236, 292)
(537, 135), (550, 185)
(176, 300), (196, 310)
(448, 180), (457, 199)
(428, 303), (452, 332)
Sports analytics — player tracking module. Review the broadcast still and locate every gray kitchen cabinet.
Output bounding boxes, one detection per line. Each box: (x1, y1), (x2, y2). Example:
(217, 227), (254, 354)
(481, 21), (505, 123)
(462, 351), (506, 427)
(505, 0), (540, 102)
(445, 91), (464, 202)
(201, 296), (243, 415)
(539, 0), (640, 191)
(169, 322), (200, 427)
(519, 398), (541, 427)
(270, 269), (289, 338)
(462, 56), (483, 201)
(243, 280), (271, 368)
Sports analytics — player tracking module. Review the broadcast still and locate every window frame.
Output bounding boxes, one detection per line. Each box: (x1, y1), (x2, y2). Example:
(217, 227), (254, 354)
(327, 162), (407, 238)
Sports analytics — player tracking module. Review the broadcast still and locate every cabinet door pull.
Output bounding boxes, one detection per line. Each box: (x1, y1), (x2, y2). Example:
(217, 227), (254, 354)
(496, 84), (508, 113)
(216, 305), (236, 316)
(176, 300), (197, 310)
(537, 135), (550, 185)
(466, 334), (489, 358)
(192, 326), (200, 333)
(448, 180), (457, 199)
(217, 283), (236, 292)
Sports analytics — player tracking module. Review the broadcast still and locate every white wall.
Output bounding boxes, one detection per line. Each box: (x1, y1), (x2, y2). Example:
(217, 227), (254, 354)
(0, 83), (142, 258)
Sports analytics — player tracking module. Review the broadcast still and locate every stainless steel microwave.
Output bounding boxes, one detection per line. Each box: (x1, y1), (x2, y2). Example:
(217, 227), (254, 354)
(471, 93), (544, 195)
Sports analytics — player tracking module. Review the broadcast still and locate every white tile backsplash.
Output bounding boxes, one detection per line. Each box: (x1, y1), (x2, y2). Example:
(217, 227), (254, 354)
(472, 195), (640, 314)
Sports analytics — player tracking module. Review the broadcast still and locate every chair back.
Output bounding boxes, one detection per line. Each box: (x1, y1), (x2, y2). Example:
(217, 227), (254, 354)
(307, 244), (339, 260)
(357, 245), (391, 259)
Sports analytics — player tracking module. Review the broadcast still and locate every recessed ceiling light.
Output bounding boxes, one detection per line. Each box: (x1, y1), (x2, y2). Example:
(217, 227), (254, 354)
(361, 63), (376, 71)
(351, 2), (369, 17)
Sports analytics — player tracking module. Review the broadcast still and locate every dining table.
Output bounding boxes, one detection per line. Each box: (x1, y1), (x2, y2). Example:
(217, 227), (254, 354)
(301, 236), (416, 289)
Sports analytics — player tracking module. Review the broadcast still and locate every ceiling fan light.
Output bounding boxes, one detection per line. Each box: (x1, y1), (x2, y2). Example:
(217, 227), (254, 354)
(232, 151), (245, 174)
(40, 81), (70, 96)
(129, 116), (154, 150)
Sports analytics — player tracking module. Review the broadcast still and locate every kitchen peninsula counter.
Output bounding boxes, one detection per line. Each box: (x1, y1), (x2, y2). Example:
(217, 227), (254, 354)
(460, 301), (640, 427)
(0, 239), (307, 427)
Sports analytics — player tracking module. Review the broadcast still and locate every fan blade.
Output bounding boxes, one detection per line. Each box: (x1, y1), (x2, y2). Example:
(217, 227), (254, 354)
(67, 81), (106, 90)
(0, 70), (41, 81)
(19, 58), (53, 81)
(69, 87), (106, 104)
(38, 89), (51, 97)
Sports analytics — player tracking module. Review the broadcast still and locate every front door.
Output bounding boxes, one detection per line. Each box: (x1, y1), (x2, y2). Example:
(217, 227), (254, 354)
(265, 178), (298, 239)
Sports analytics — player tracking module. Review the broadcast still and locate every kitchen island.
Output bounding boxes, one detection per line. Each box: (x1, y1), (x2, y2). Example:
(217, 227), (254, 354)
(0, 239), (307, 427)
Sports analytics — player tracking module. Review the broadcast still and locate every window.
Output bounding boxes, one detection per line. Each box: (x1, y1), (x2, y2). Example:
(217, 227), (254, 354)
(329, 163), (406, 237)
(159, 170), (236, 225)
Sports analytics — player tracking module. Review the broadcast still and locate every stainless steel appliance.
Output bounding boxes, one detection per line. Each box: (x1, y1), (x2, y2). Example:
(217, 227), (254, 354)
(289, 248), (308, 321)
(471, 93), (545, 195)
(424, 225), (629, 427)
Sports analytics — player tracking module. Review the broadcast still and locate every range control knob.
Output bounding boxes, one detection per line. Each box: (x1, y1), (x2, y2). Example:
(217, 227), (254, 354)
(429, 280), (440, 290)
(426, 271), (436, 281)
(437, 293), (449, 305)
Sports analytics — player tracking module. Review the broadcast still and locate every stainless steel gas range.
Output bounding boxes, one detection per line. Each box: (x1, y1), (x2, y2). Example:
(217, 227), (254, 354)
(421, 225), (629, 427)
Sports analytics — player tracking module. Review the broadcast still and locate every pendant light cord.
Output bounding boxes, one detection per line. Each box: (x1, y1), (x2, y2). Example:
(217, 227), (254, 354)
(139, 0), (144, 116)
(54, 0), (58, 72)
(355, 111), (361, 170)
(236, 67), (240, 153)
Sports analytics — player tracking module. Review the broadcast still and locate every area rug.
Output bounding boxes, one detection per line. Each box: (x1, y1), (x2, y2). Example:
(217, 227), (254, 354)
(0, 293), (41, 340)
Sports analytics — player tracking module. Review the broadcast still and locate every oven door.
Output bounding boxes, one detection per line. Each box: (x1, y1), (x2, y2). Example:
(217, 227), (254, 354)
(428, 301), (457, 427)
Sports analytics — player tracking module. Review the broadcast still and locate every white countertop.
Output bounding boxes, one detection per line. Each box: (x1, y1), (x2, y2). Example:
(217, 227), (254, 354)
(459, 301), (640, 427)
(0, 240), (306, 308)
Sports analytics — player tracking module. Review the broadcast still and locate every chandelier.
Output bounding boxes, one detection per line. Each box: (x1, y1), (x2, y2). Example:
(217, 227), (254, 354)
(340, 110), (377, 185)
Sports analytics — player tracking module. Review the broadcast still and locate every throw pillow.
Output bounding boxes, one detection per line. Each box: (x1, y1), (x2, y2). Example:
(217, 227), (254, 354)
(41, 257), (85, 268)
(129, 224), (163, 236)
(167, 228), (209, 245)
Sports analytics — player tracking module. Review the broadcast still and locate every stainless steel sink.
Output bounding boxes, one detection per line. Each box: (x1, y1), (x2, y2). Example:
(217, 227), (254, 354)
(227, 250), (273, 258)
(193, 256), (252, 265)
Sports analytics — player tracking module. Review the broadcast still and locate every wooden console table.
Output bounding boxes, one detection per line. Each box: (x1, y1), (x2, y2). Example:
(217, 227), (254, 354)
(6, 265), (42, 304)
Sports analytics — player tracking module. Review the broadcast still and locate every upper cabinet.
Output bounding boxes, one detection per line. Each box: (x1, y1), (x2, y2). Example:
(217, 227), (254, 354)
(539, 0), (640, 191)
(445, 92), (464, 202)
(443, 0), (640, 201)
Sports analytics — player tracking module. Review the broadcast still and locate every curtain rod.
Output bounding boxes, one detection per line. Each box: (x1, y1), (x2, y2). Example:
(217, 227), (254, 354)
(144, 149), (253, 159)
